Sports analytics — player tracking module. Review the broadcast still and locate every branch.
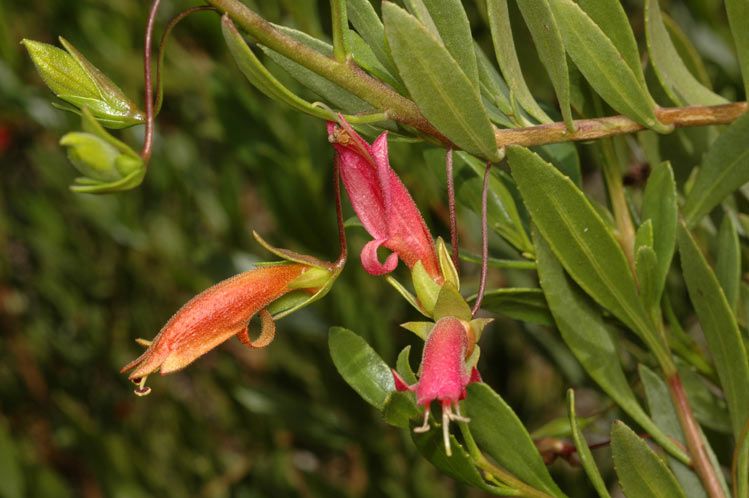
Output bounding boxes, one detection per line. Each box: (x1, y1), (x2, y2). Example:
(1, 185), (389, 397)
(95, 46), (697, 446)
(668, 374), (727, 498)
(495, 102), (748, 148)
(205, 0), (445, 141)
(208, 0), (745, 153)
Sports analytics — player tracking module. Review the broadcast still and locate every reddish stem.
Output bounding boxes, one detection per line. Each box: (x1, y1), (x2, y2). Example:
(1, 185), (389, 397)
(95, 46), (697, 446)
(141, 0), (162, 163)
(445, 148), (459, 272)
(471, 162), (491, 317)
(333, 159), (347, 267)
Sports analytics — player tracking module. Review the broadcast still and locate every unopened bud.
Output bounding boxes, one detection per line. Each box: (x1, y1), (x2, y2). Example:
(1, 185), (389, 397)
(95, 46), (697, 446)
(22, 37), (144, 128)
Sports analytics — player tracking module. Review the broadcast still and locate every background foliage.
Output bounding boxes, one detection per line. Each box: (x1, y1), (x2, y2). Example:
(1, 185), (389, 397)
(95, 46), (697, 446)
(1, 0), (746, 497)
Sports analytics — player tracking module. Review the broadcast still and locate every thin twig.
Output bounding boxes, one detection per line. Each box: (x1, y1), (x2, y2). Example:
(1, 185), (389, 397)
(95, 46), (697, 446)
(471, 162), (491, 317)
(445, 148), (459, 272)
(155, 6), (217, 115)
(141, 0), (162, 163)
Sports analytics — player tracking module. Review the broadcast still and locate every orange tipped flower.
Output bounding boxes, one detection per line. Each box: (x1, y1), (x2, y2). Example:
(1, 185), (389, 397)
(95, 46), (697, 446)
(122, 234), (341, 395)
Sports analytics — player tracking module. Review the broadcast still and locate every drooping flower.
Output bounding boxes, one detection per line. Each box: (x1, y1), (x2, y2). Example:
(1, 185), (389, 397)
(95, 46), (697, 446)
(328, 118), (441, 281)
(393, 316), (481, 456)
(122, 236), (341, 395)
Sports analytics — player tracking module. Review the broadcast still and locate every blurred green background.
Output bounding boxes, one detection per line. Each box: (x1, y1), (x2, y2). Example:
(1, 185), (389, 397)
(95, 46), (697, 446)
(0, 0), (743, 497)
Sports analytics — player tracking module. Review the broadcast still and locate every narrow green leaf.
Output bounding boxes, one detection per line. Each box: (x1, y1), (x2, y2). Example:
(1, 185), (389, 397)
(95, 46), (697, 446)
(716, 216), (741, 311)
(662, 15), (712, 88)
(329, 327), (394, 410)
(678, 224), (749, 438)
(486, 0), (552, 124)
(402, 0), (440, 36)
(535, 142), (582, 188)
(574, 0), (647, 87)
(534, 231), (688, 462)
(644, 0), (726, 106)
(262, 26), (374, 113)
(725, 0), (749, 98)
(347, 0), (399, 76)
(678, 363), (732, 434)
(684, 113), (749, 225)
(420, 0), (479, 90)
(567, 390), (611, 498)
(516, 0), (573, 129)
(383, 3), (500, 160)
(641, 161), (678, 301)
(382, 391), (420, 428)
(471, 288), (553, 326)
(510, 147), (654, 342)
(636, 246), (659, 312)
(611, 421), (687, 498)
(347, 30), (403, 92)
(635, 220), (654, 253)
(548, 0), (669, 133)
(465, 383), (568, 498)
(222, 17), (333, 120)
(640, 365), (711, 498)
(412, 429), (511, 495)
(475, 43), (514, 118)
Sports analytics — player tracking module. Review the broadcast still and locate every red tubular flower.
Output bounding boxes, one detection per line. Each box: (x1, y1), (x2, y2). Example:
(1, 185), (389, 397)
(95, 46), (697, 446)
(328, 118), (441, 281)
(122, 258), (336, 395)
(393, 316), (480, 456)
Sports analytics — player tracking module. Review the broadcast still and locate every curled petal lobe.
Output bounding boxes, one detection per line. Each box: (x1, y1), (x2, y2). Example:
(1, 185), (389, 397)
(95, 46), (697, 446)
(361, 239), (399, 275)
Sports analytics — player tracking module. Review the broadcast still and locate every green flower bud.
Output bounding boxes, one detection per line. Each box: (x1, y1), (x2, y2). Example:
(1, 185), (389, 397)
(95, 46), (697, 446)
(22, 37), (144, 129)
(60, 108), (145, 194)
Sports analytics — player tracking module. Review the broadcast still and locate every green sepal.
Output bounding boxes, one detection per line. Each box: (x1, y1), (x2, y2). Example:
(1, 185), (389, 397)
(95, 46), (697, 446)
(411, 260), (441, 315)
(432, 282), (472, 321)
(288, 267), (333, 290)
(22, 38), (144, 128)
(436, 237), (460, 289)
(468, 317), (493, 344)
(400, 321), (434, 340)
(386, 276), (430, 317)
(253, 230), (335, 269)
(396, 345), (418, 384)
(465, 344), (480, 372)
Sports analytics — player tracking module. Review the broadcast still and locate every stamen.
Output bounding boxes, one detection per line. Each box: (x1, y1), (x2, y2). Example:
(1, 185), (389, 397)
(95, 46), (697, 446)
(413, 407), (431, 433)
(135, 338), (153, 348)
(133, 376), (152, 397)
(450, 401), (470, 423)
(442, 404), (452, 456)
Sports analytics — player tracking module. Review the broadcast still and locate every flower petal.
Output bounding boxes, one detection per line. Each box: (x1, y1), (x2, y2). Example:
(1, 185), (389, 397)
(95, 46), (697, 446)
(414, 317), (470, 406)
(360, 238), (399, 275)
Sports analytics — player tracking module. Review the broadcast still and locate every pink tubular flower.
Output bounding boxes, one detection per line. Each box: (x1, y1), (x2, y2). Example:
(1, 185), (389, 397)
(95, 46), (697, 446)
(121, 261), (333, 395)
(393, 316), (480, 456)
(328, 118), (441, 281)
